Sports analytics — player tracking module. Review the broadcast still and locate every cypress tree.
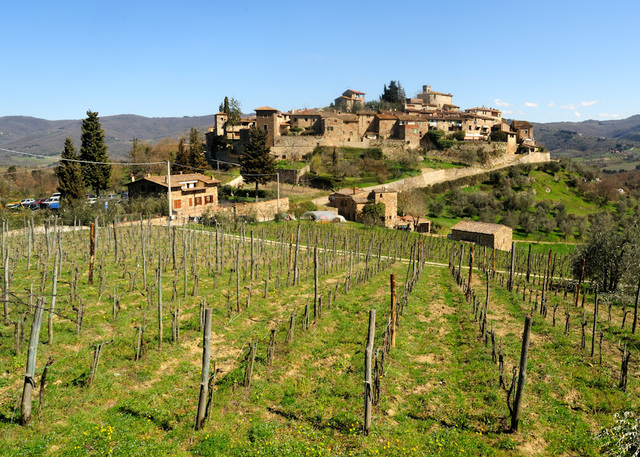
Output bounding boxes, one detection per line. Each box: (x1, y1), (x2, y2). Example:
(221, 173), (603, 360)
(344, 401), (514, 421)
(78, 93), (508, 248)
(188, 128), (207, 170)
(240, 126), (276, 202)
(56, 138), (84, 202)
(173, 138), (190, 173)
(79, 110), (111, 194)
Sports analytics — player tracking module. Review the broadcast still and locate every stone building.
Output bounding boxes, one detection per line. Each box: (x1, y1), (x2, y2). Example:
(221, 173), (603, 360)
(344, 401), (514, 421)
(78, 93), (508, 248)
(126, 172), (220, 219)
(204, 84), (538, 162)
(416, 85), (458, 110)
(450, 220), (512, 251)
(334, 89), (365, 112)
(328, 186), (397, 227)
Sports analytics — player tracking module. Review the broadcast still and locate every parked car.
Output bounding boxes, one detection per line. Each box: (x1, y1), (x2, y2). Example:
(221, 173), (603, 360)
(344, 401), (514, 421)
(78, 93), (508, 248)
(31, 198), (46, 210)
(6, 201), (22, 210)
(40, 196), (60, 209)
(20, 198), (35, 206)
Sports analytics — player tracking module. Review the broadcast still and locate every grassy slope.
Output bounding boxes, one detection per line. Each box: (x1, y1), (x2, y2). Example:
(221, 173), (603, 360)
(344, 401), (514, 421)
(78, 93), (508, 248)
(0, 223), (637, 456)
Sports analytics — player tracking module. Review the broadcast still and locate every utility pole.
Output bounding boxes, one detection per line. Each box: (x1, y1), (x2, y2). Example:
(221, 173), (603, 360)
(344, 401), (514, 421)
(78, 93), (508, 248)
(167, 161), (172, 229)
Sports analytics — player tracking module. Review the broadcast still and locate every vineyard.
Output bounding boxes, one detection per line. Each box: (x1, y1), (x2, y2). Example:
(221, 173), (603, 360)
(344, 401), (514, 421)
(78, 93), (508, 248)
(0, 216), (638, 456)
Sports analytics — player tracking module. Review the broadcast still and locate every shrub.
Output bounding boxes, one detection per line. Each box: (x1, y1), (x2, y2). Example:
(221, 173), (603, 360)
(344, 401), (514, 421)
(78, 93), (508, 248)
(289, 200), (317, 217)
(304, 173), (339, 190)
(598, 411), (640, 456)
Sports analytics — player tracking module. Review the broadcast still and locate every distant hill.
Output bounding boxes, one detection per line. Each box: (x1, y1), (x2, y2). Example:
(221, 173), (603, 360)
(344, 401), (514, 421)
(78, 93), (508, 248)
(0, 114), (217, 165)
(534, 115), (640, 156)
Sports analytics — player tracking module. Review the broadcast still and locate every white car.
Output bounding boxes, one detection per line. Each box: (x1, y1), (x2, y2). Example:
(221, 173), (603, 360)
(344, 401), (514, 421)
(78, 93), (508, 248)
(20, 198), (35, 206)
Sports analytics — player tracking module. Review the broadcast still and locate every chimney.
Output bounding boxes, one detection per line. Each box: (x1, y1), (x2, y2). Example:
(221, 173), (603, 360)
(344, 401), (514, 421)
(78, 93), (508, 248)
(353, 186), (357, 195)
(130, 174), (135, 182)
(146, 173), (151, 178)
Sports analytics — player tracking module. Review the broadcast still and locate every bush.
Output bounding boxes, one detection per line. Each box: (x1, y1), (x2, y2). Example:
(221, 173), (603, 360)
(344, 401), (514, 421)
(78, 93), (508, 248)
(124, 196), (168, 218)
(289, 200), (317, 217)
(598, 411), (640, 456)
(490, 130), (507, 142)
(304, 173), (340, 190)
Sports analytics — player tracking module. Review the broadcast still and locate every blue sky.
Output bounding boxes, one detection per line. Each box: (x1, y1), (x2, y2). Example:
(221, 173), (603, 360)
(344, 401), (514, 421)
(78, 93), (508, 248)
(2, 0), (638, 123)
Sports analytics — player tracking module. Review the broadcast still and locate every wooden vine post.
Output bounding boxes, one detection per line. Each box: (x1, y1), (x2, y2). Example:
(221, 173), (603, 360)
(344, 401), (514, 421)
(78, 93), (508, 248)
(88, 223), (96, 285)
(363, 309), (376, 436)
(466, 245), (474, 300)
(633, 274), (640, 334)
(195, 308), (212, 430)
(575, 257), (585, 307)
(591, 288), (599, 358)
(21, 298), (44, 426)
(510, 313), (532, 432)
(390, 274), (397, 348)
(508, 242), (516, 292)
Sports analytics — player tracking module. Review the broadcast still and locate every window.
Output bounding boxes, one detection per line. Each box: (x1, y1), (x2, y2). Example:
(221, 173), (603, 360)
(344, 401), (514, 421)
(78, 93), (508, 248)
(264, 125), (268, 131)
(189, 198), (193, 207)
(195, 196), (202, 205)
(173, 199), (181, 209)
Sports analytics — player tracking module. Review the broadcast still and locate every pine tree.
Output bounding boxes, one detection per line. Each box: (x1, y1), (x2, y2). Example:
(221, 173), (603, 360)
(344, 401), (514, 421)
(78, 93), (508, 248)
(188, 128), (207, 170)
(79, 110), (111, 194)
(240, 126), (276, 202)
(56, 138), (84, 202)
(172, 138), (190, 173)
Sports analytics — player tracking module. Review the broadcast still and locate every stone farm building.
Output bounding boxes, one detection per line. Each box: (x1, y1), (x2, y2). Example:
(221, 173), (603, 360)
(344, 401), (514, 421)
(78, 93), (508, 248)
(450, 220), (513, 251)
(126, 173), (220, 219)
(328, 186), (398, 228)
(206, 84), (538, 163)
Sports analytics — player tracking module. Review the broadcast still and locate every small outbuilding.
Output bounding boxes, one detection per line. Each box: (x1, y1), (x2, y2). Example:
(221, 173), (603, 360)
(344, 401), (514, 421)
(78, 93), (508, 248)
(450, 220), (512, 251)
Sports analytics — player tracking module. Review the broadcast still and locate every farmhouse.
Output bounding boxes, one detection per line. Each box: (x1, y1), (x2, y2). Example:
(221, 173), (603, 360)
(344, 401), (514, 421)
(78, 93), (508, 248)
(127, 172), (220, 219)
(328, 186), (398, 228)
(450, 220), (512, 251)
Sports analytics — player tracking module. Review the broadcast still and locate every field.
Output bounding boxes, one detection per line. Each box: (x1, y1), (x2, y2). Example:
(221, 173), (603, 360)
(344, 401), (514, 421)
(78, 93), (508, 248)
(0, 219), (638, 456)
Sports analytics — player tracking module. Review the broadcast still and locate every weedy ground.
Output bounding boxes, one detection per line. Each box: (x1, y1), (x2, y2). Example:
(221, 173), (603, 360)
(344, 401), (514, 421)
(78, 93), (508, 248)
(0, 221), (637, 456)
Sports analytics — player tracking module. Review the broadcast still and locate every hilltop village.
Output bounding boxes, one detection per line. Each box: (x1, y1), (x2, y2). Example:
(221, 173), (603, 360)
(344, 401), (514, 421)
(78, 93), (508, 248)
(205, 84), (538, 162)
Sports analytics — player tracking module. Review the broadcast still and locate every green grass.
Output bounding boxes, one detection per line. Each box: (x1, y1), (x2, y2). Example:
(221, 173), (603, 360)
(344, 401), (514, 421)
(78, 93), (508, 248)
(0, 221), (636, 456)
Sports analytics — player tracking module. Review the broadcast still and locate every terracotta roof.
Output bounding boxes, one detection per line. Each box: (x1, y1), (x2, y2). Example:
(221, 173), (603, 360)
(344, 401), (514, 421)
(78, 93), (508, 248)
(352, 196), (370, 204)
(451, 220), (510, 235)
(129, 173), (221, 189)
(345, 89), (365, 95)
(254, 106), (279, 112)
(376, 113), (397, 120)
(422, 90), (452, 96)
(290, 110), (322, 116)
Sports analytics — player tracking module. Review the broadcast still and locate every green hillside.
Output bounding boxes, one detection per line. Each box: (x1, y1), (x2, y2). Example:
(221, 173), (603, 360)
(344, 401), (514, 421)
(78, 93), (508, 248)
(410, 161), (616, 241)
(0, 221), (637, 456)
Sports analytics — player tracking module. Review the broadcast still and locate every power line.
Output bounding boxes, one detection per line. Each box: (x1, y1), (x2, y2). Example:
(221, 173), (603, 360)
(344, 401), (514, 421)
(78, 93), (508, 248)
(0, 147), (242, 168)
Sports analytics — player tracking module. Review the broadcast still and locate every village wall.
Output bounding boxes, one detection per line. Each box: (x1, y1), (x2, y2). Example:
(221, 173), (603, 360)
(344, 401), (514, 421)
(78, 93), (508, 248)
(222, 197), (290, 222)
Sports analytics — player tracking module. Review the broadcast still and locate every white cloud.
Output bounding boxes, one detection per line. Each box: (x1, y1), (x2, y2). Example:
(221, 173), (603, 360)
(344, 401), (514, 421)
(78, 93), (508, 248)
(524, 102), (538, 108)
(548, 102), (555, 107)
(494, 99), (509, 107)
(561, 104), (577, 110)
(574, 111), (582, 117)
(581, 100), (598, 107)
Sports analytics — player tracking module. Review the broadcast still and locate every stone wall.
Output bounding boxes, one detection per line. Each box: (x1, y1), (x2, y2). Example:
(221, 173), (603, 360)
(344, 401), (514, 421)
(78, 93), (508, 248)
(277, 164), (310, 185)
(270, 136), (410, 160)
(221, 197), (290, 222)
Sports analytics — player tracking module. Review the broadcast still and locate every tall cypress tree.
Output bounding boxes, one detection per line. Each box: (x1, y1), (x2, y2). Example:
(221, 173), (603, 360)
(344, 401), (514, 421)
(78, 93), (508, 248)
(188, 128), (207, 170)
(240, 126), (276, 202)
(56, 138), (84, 202)
(172, 138), (190, 173)
(79, 110), (111, 194)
